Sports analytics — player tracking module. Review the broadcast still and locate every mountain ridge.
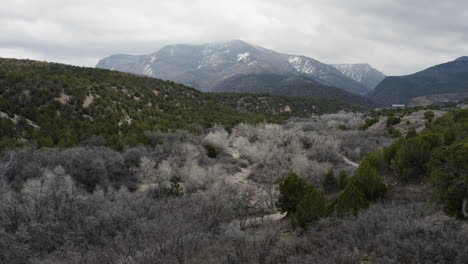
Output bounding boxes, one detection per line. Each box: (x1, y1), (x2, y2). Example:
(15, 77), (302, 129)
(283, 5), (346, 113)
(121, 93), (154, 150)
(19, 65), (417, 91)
(96, 40), (374, 96)
(331, 63), (386, 90)
(368, 57), (468, 106)
(211, 73), (377, 108)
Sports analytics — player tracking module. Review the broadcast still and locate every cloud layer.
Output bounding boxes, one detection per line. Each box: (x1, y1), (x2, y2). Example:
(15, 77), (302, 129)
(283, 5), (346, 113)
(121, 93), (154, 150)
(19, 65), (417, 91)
(2, 0), (468, 75)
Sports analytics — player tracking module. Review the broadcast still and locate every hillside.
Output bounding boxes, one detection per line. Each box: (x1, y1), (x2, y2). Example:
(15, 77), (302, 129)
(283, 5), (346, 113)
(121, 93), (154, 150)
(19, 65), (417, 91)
(210, 73), (377, 108)
(2, 106), (467, 263)
(0, 58), (364, 149)
(331, 63), (386, 90)
(369, 57), (468, 106)
(97, 40), (371, 95)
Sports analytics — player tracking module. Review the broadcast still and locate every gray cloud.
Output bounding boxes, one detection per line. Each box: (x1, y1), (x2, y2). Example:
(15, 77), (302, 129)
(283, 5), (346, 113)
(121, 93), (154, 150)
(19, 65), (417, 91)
(1, 0), (468, 75)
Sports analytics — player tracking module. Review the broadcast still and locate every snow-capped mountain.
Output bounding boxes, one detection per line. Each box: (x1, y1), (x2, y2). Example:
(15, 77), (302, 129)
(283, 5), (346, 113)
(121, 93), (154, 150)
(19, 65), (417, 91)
(96, 40), (370, 95)
(331, 64), (386, 90)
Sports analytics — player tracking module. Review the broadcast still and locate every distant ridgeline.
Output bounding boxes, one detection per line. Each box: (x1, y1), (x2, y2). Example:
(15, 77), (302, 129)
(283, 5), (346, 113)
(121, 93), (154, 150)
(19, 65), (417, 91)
(369, 57), (468, 107)
(0, 58), (365, 150)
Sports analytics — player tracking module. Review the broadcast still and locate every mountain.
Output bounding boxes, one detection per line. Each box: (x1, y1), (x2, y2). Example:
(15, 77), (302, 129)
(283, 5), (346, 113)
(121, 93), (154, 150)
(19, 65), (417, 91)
(0, 58), (365, 149)
(96, 40), (370, 95)
(211, 73), (377, 107)
(331, 63), (386, 90)
(369, 57), (468, 106)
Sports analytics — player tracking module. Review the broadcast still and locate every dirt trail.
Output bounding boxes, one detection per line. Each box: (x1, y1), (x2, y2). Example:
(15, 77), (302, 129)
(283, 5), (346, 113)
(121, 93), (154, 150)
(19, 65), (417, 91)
(224, 145), (286, 231)
(342, 155), (359, 168)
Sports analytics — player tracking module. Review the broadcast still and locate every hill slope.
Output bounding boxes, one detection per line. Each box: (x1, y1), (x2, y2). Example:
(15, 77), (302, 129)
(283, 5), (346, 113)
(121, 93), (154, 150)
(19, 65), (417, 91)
(369, 57), (468, 106)
(211, 73), (377, 107)
(0, 58), (365, 149)
(96, 40), (370, 95)
(331, 63), (386, 90)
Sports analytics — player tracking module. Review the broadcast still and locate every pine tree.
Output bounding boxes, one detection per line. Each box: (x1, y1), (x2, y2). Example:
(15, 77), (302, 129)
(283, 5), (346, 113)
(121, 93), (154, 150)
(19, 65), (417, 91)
(293, 185), (326, 229)
(276, 171), (307, 215)
(337, 170), (348, 189)
(331, 182), (369, 217)
(351, 160), (387, 200)
(321, 169), (337, 192)
(430, 143), (468, 218)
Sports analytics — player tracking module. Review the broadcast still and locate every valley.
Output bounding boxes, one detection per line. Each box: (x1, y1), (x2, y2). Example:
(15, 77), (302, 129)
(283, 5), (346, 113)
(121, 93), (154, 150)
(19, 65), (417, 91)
(0, 51), (468, 264)
(2, 1), (468, 263)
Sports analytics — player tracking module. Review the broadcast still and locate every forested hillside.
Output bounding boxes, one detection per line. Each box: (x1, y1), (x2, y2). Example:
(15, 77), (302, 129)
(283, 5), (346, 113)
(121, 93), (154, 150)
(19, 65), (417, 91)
(0, 58), (364, 150)
(369, 57), (468, 106)
(210, 73), (377, 107)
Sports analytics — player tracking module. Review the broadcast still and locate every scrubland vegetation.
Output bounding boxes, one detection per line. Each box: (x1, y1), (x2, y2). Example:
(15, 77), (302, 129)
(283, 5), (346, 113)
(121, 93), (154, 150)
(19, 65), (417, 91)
(1, 108), (467, 264)
(0, 58), (467, 263)
(0, 58), (364, 150)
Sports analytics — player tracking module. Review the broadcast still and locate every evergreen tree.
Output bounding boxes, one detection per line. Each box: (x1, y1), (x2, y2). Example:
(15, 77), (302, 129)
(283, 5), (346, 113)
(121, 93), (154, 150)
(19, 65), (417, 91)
(293, 185), (326, 229)
(392, 137), (432, 180)
(276, 171), (307, 215)
(351, 160), (387, 200)
(203, 144), (218, 158)
(430, 143), (468, 218)
(424, 110), (435, 122)
(405, 128), (418, 139)
(337, 170), (348, 189)
(330, 182), (369, 217)
(321, 169), (337, 192)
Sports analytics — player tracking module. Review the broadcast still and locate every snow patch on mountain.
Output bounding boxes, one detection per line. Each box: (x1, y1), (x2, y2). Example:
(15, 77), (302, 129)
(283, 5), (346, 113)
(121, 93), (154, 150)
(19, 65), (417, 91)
(203, 48), (213, 55)
(288, 56), (318, 75)
(143, 65), (153, 75)
(331, 63), (386, 90)
(96, 40), (372, 95)
(237, 52), (250, 62)
(332, 64), (370, 82)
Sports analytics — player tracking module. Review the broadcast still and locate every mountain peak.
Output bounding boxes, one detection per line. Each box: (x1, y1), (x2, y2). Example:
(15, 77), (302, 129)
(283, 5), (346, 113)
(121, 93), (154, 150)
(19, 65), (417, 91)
(97, 41), (373, 95)
(455, 56), (468, 62)
(227, 39), (249, 45)
(331, 63), (386, 90)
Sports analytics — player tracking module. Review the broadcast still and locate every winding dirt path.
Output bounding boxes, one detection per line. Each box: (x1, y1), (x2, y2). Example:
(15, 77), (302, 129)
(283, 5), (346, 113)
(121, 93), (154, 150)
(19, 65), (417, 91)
(224, 146), (286, 231)
(343, 155), (359, 168)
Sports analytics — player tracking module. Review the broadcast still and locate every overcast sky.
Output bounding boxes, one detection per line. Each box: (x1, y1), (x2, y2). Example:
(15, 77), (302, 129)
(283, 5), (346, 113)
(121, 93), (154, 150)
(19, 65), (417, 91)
(1, 0), (468, 75)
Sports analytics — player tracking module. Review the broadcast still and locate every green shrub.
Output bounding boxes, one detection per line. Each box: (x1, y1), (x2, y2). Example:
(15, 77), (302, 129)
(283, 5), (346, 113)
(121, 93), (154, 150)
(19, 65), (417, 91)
(387, 126), (402, 138)
(321, 169), (337, 192)
(360, 117), (379, 130)
(383, 138), (404, 169)
(337, 170), (348, 189)
(419, 132), (443, 148)
(276, 172), (308, 215)
(424, 110), (435, 122)
(351, 160), (387, 199)
(429, 143), (468, 218)
(361, 151), (383, 171)
(292, 185), (326, 229)
(443, 128), (457, 145)
(163, 177), (184, 197)
(391, 137), (432, 180)
(386, 116), (401, 127)
(405, 128), (418, 139)
(203, 144), (218, 158)
(329, 182), (369, 217)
